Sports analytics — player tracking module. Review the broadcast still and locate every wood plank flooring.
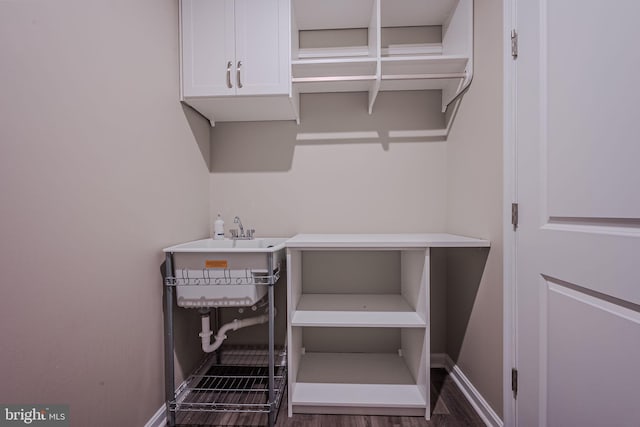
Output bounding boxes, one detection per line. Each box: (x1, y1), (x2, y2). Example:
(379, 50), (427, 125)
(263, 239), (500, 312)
(176, 368), (486, 427)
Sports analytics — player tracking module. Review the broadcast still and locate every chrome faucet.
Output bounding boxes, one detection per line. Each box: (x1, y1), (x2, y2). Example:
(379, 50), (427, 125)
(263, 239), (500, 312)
(231, 216), (255, 240)
(234, 216), (244, 237)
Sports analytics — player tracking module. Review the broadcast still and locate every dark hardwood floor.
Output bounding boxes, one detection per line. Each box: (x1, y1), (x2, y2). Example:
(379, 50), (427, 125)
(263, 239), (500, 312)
(176, 368), (486, 427)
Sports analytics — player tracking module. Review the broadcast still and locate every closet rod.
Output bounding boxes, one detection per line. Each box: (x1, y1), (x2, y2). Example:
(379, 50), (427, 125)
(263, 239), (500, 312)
(292, 75), (377, 83)
(381, 73), (466, 80)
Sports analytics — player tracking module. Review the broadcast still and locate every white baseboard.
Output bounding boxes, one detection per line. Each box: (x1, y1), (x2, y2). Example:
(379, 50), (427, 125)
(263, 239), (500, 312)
(432, 353), (503, 427)
(143, 404), (167, 427)
(147, 355), (502, 427)
(144, 378), (189, 427)
(430, 352), (449, 369)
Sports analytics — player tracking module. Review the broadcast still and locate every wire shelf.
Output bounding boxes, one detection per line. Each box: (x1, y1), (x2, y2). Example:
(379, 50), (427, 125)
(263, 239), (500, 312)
(165, 267), (281, 287)
(171, 346), (287, 426)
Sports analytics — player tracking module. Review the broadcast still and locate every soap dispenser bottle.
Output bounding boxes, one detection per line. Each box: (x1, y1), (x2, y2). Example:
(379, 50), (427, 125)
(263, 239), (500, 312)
(214, 214), (225, 240)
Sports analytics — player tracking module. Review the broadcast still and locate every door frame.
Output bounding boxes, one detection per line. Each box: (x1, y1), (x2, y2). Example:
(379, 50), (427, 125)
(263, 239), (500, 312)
(502, 0), (516, 425)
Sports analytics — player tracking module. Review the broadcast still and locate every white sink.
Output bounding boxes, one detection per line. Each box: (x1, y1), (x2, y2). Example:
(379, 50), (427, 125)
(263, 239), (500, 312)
(164, 237), (288, 252)
(163, 238), (288, 308)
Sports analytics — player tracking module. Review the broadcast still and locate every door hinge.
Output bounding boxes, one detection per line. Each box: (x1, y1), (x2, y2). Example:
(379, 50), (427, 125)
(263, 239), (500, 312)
(511, 203), (519, 230)
(511, 368), (518, 397)
(511, 29), (518, 59)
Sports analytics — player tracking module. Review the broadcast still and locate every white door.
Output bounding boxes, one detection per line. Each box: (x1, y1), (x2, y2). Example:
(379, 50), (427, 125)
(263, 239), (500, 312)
(514, 0), (640, 426)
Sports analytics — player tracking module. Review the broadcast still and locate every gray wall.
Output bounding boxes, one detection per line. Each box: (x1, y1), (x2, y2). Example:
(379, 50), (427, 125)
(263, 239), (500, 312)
(445, 0), (504, 418)
(209, 90), (448, 234)
(0, 1), (210, 425)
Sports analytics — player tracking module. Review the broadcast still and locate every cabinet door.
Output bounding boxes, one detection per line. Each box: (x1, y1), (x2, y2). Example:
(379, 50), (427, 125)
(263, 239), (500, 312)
(234, 0), (290, 95)
(182, 0), (235, 97)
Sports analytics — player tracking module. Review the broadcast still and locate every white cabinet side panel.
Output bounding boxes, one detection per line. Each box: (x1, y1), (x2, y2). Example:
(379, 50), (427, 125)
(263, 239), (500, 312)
(400, 249), (427, 313)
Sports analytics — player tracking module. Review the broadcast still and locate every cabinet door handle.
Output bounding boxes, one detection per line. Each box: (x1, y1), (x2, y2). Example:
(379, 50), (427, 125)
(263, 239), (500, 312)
(236, 61), (243, 89)
(226, 61), (233, 88)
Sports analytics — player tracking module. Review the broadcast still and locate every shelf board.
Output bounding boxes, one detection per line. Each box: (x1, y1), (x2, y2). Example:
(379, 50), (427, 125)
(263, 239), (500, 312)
(297, 46), (370, 59)
(292, 382), (425, 409)
(379, 78), (461, 92)
(292, 56), (377, 66)
(285, 233), (491, 248)
(292, 294), (426, 327)
(296, 352), (417, 384)
(292, 351), (425, 409)
(382, 43), (443, 56)
(294, 79), (376, 94)
(381, 55), (468, 75)
(292, 58), (377, 80)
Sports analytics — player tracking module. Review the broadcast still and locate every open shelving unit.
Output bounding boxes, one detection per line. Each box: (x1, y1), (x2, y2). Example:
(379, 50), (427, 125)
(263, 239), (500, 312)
(291, 0), (379, 112)
(379, 0), (473, 111)
(285, 234), (489, 419)
(288, 326), (429, 416)
(291, 0), (473, 127)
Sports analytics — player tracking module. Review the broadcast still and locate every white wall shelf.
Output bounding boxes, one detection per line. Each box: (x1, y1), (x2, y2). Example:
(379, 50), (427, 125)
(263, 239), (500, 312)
(382, 43), (443, 56)
(291, 0), (380, 115)
(291, 294), (426, 327)
(297, 46), (371, 59)
(292, 58), (377, 79)
(296, 352), (417, 384)
(381, 55), (469, 75)
(291, 0), (473, 128)
(292, 382), (426, 413)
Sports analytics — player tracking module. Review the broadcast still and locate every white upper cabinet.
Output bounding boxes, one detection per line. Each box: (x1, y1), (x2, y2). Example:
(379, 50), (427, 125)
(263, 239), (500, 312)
(181, 0), (290, 97)
(180, 0), (297, 125)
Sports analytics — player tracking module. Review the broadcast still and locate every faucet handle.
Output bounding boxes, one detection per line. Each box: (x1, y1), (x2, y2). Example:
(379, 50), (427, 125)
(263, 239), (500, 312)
(230, 229), (238, 239)
(246, 229), (255, 239)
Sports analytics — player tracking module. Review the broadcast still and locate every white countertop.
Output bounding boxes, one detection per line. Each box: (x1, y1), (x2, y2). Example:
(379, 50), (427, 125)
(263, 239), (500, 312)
(285, 233), (490, 248)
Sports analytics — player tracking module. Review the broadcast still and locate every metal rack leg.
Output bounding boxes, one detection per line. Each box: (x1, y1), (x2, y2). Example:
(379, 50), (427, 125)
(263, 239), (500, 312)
(268, 284), (275, 427)
(268, 253), (275, 427)
(164, 253), (176, 427)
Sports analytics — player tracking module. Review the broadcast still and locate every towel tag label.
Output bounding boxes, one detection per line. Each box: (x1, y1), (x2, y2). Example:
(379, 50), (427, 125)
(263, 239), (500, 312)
(205, 260), (228, 269)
